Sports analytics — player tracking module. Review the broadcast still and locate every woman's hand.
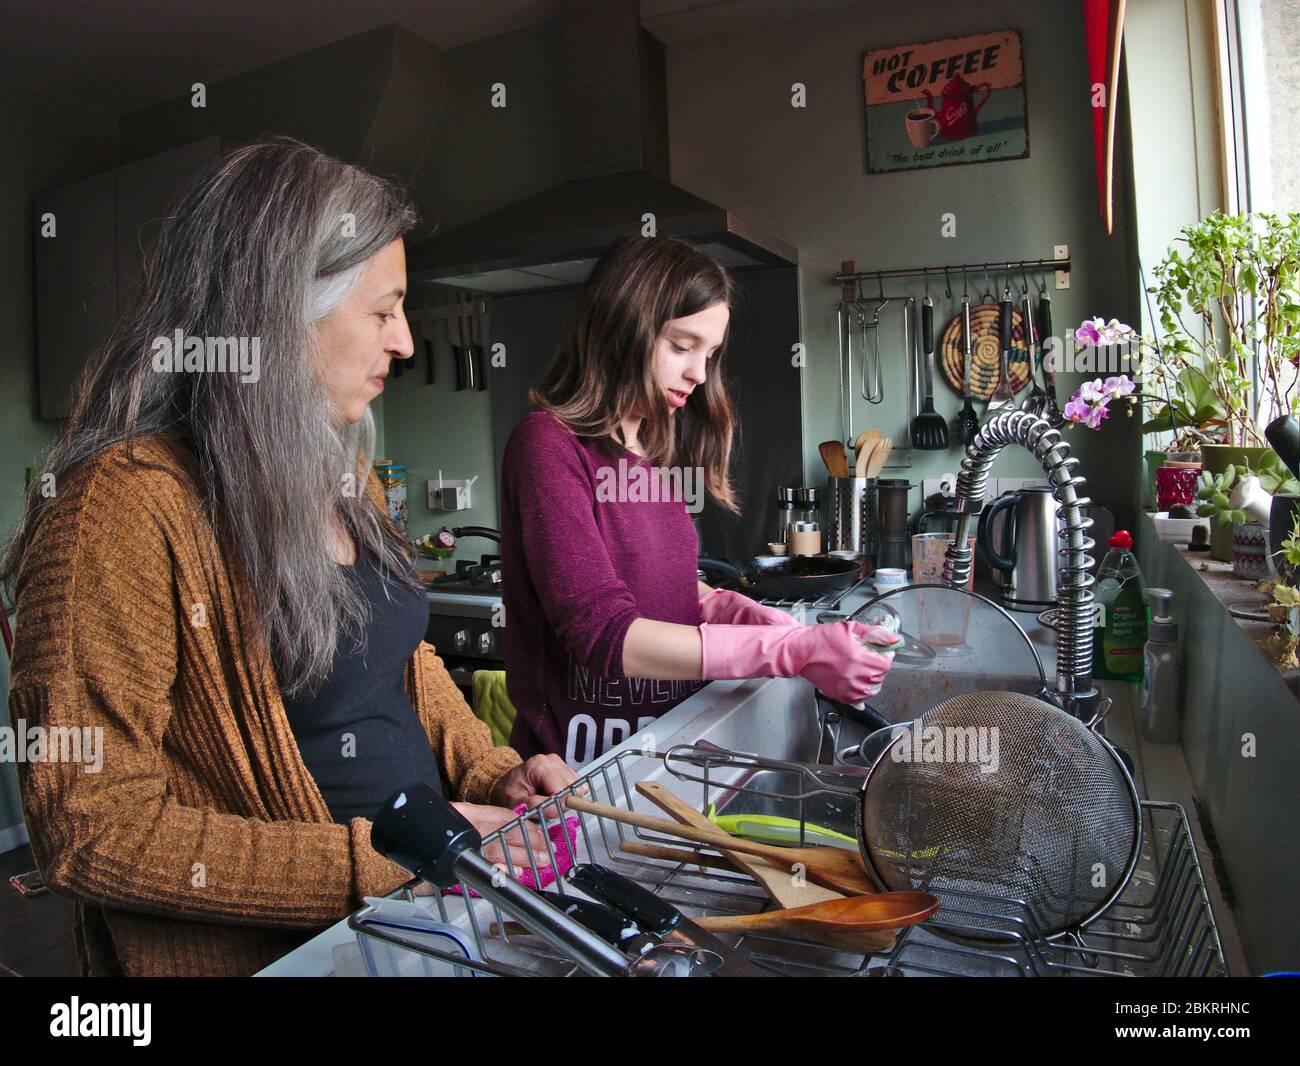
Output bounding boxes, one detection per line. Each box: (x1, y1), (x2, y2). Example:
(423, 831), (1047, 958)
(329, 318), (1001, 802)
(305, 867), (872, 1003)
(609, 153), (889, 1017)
(450, 802), (554, 870)
(491, 753), (584, 810)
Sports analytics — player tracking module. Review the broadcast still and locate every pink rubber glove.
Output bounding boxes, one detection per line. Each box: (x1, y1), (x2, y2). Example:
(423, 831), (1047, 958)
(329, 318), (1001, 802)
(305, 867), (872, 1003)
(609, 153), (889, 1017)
(698, 588), (800, 628)
(698, 621), (897, 705)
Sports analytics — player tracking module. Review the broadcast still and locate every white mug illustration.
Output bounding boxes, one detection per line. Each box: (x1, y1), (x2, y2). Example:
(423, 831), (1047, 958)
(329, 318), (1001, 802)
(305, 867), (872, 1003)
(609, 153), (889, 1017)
(905, 107), (941, 148)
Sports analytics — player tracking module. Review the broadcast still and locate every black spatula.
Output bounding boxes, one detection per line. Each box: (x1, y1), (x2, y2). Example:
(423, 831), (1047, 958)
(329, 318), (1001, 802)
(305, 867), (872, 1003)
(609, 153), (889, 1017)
(911, 296), (950, 450)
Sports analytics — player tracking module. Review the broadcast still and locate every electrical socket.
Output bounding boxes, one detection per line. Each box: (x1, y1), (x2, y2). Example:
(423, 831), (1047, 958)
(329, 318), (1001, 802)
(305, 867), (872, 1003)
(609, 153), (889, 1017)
(1054, 244), (1070, 290)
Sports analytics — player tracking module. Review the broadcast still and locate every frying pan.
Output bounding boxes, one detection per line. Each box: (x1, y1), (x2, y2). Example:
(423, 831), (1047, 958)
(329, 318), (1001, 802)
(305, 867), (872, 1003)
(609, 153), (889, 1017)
(697, 555), (861, 601)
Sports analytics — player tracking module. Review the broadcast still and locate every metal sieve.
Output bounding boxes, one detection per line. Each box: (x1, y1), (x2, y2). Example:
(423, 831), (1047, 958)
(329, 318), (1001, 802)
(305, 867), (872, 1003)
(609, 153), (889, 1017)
(855, 689), (1141, 941)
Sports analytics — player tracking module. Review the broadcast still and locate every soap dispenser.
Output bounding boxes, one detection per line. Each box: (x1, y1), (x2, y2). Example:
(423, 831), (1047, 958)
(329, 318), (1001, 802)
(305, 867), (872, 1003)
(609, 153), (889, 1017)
(1140, 587), (1181, 743)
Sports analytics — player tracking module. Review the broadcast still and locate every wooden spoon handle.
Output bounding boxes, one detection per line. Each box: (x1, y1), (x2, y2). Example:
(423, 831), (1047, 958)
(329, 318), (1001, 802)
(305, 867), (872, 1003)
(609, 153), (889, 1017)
(855, 439), (876, 479)
(618, 841), (738, 874)
(565, 795), (799, 866)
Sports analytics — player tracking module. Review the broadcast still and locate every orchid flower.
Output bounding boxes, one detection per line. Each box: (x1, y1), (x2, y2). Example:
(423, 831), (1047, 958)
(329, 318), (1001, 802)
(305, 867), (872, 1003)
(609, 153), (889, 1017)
(1064, 374), (1136, 430)
(1074, 317), (1136, 346)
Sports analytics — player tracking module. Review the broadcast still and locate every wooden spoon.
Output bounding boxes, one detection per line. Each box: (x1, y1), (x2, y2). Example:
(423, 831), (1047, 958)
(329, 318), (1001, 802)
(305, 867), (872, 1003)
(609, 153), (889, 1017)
(694, 892), (939, 951)
(854, 438), (877, 479)
(564, 793), (877, 897)
(865, 437), (893, 478)
(853, 428), (882, 453)
(819, 440), (849, 478)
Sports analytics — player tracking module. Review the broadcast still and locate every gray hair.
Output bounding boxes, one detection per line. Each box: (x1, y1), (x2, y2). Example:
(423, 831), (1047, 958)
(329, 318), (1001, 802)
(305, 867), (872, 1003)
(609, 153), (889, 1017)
(2, 137), (421, 696)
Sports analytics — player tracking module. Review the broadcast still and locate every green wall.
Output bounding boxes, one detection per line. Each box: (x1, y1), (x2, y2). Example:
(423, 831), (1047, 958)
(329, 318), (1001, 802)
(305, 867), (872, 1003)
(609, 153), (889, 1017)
(0, 97), (119, 845)
(664, 0), (1142, 529)
(384, 20), (567, 556)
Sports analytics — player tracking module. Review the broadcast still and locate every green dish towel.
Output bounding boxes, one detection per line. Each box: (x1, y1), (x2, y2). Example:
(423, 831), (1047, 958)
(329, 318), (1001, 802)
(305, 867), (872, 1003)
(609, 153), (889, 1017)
(471, 670), (517, 746)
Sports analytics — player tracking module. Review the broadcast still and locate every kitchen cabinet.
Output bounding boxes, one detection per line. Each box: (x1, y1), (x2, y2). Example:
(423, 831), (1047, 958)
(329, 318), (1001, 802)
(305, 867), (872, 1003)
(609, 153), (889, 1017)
(33, 137), (221, 419)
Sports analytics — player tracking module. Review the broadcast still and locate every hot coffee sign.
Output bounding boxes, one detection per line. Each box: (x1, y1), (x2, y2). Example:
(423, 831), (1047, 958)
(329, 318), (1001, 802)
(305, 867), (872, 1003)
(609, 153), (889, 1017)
(862, 29), (1028, 174)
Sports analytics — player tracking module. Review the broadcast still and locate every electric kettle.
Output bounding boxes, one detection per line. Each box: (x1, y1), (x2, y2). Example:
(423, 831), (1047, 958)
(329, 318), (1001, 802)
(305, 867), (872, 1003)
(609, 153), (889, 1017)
(977, 486), (1061, 612)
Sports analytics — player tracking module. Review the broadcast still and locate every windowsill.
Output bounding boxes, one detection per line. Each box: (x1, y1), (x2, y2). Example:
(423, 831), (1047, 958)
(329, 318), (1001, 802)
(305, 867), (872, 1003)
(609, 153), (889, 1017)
(1140, 511), (1299, 697)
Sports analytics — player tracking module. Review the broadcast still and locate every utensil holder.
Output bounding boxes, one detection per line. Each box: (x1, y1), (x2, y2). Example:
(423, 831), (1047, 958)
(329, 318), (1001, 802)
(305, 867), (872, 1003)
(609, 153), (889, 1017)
(826, 477), (877, 555)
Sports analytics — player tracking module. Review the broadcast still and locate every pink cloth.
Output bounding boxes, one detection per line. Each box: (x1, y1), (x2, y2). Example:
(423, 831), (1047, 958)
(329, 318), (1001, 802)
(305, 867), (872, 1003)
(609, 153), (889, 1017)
(444, 804), (581, 896)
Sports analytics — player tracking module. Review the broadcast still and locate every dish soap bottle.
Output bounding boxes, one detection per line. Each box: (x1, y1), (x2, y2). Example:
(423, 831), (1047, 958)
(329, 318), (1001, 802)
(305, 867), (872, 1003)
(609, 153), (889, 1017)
(1140, 587), (1181, 743)
(1093, 530), (1147, 682)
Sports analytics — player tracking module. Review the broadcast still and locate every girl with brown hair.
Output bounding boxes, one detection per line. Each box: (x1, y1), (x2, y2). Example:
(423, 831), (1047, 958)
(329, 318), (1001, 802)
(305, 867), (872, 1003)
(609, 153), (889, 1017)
(499, 235), (895, 766)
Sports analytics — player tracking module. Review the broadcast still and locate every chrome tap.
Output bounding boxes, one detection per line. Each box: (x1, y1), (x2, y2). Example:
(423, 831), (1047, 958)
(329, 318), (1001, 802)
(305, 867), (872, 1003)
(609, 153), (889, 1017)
(942, 410), (1097, 714)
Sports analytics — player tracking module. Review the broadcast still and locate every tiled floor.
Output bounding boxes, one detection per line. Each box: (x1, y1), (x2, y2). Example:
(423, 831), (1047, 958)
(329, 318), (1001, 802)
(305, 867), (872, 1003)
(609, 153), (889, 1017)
(0, 845), (78, 977)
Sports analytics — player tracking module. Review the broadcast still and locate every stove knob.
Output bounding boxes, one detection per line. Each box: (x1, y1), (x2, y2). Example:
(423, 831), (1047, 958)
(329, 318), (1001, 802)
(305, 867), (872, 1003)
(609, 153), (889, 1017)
(453, 629), (469, 651)
(477, 631), (494, 655)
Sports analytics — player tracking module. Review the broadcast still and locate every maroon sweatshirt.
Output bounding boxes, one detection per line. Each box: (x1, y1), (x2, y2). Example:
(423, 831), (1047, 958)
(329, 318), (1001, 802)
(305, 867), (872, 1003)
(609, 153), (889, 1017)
(500, 411), (706, 765)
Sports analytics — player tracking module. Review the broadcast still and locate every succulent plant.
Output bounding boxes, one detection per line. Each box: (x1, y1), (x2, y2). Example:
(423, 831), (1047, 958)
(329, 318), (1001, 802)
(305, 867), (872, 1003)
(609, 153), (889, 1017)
(1195, 466), (1246, 527)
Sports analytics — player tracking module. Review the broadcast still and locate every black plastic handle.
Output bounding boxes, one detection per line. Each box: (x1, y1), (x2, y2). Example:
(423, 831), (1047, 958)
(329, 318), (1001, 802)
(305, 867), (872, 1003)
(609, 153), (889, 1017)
(566, 863), (682, 938)
(1020, 291), (1036, 347)
(534, 892), (640, 948)
(921, 299), (934, 355)
(1038, 291), (1052, 343)
(449, 526), (501, 544)
(424, 337), (435, 384)
(371, 784), (479, 889)
(977, 494), (1019, 574)
(697, 557), (745, 588)
(999, 296), (1014, 353)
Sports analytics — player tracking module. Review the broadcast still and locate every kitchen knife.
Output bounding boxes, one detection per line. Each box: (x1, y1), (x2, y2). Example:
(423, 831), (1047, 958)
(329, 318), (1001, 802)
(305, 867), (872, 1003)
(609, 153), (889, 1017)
(565, 863), (771, 977)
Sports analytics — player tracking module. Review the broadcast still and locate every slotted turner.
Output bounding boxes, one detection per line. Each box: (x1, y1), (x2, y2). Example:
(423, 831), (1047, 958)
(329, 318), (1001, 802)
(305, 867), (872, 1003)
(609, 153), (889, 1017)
(953, 293), (979, 444)
(910, 296), (949, 450)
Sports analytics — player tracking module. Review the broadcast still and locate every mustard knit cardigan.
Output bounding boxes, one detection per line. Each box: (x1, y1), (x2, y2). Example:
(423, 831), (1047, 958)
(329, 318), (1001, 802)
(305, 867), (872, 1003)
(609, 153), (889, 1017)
(9, 436), (521, 976)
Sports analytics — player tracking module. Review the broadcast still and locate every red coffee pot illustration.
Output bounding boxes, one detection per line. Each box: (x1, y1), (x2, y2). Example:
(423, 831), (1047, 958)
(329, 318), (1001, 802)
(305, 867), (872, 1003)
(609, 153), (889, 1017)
(923, 74), (992, 141)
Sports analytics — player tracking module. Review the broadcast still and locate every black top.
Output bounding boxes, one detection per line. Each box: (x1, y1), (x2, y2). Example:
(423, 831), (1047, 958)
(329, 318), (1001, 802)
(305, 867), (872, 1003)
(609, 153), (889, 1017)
(280, 549), (443, 824)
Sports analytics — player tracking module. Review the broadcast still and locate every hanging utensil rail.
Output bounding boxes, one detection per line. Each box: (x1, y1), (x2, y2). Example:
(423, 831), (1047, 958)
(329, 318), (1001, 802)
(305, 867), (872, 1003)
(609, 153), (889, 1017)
(834, 256), (1071, 287)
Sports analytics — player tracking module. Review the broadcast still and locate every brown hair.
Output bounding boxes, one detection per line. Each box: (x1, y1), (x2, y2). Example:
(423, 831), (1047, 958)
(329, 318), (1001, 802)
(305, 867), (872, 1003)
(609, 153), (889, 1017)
(530, 235), (740, 512)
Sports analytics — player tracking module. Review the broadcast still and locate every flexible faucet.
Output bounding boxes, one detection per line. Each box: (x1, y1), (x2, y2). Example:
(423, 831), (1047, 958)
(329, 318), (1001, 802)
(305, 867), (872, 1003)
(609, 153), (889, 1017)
(942, 410), (1098, 715)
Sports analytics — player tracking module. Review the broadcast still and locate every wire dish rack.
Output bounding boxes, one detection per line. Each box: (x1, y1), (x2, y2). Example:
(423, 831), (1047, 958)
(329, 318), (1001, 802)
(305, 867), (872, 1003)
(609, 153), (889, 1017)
(348, 751), (1227, 977)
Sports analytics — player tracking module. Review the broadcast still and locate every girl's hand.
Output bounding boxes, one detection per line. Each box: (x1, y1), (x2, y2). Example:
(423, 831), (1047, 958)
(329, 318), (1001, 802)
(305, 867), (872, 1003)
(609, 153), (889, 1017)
(699, 587), (800, 628)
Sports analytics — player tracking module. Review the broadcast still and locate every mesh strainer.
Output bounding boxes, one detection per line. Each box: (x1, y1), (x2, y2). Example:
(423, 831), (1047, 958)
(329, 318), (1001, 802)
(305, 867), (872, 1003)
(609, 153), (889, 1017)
(856, 690), (1141, 941)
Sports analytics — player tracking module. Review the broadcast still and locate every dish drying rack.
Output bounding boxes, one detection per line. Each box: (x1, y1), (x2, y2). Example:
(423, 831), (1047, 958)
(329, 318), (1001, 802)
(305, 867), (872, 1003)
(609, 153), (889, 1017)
(350, 750), (1227, 978)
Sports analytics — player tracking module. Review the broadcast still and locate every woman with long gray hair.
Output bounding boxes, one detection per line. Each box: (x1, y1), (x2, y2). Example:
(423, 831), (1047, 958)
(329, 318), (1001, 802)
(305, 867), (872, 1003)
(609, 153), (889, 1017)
(2, 137), (575, 976)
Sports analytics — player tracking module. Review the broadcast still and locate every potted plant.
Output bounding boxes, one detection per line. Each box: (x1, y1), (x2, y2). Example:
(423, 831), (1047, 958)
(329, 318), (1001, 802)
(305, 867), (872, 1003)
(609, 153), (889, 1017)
(1148, 212), (1300, 477)
(1194, 456), (1300, 562)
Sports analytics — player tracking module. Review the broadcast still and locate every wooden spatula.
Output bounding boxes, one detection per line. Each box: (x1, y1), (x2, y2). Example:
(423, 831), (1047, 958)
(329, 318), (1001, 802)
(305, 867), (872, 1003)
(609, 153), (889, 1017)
(633, 782), (845, 909)
(565, 792), (877, 896)
(819, 440), (849, 478)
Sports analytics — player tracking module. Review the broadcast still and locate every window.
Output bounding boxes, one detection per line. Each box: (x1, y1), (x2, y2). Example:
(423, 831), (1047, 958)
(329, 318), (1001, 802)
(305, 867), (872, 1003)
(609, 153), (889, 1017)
(1221, 0), (1300, 213)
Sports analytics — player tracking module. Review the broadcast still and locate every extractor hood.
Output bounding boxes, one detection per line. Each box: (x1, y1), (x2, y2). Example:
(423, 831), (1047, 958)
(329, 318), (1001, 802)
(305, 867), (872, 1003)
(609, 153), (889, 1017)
(407, 1), (796, 293)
